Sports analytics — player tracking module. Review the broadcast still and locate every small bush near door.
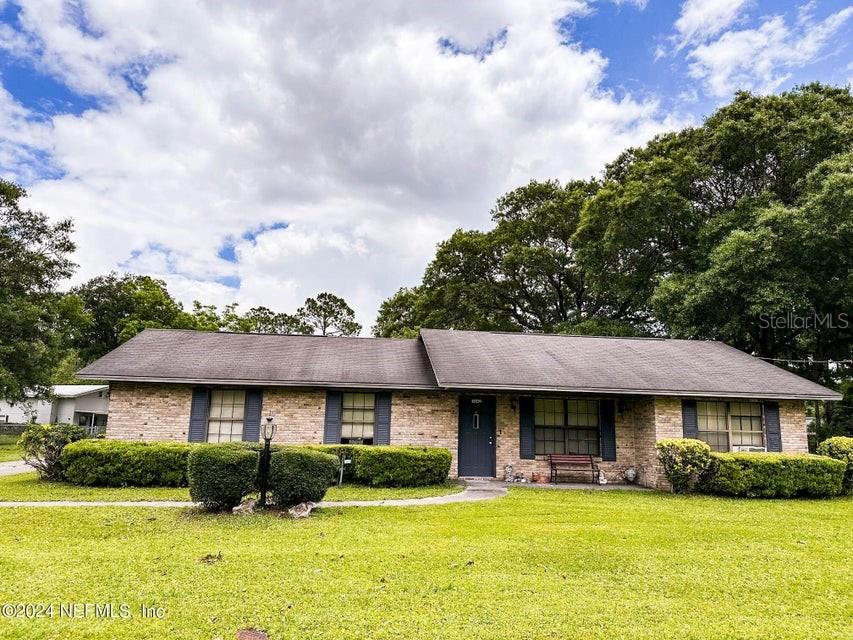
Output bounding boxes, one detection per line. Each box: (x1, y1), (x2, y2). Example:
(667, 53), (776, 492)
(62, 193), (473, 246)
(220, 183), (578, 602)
(698, 453), (845, 498)
(61, 440), (193, 487)
(815, 436), (853, 494)
(655, 438), (711, 493)
(268, 448), (338, 506)
(188, 444), (258, 510)
(19, 423), (89, 481)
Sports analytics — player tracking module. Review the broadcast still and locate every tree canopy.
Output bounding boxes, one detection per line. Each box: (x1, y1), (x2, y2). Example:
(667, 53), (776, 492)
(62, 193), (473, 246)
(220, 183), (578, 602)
(374, 83), (852, 387)
(0, 181), (81, 402)
(297, 292), (361, 336)
(71, 276), (362, 361)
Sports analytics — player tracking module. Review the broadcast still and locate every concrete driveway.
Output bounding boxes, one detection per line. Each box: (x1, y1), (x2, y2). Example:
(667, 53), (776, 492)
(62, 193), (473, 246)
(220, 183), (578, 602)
(0, 460), (30, 477)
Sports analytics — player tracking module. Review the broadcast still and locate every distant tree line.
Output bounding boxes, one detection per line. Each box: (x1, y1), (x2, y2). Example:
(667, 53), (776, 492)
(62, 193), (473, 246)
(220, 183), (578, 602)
(1, 83), (849, 438)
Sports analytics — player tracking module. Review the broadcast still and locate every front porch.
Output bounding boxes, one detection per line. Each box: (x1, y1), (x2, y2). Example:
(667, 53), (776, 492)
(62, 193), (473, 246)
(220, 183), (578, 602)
(456, 393), (677, 488)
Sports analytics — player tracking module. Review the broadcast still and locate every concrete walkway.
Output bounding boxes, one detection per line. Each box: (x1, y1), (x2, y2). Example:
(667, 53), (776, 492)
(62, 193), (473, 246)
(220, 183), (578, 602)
(0, 478), (647, 509)
(0, 460), (30, 477)
(319, 479), (506, 508)
(0, 480), (508, 509)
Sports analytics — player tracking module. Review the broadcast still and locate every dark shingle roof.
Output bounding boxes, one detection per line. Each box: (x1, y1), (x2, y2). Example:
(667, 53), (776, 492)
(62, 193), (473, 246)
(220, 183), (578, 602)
(77, 329), (438, 389)
(78, 327), (841, 400)
(419, 329), (841, 400)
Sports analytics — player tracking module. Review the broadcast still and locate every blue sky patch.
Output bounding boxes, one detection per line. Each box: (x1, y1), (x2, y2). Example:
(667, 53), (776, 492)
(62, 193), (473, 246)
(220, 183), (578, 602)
(218, 221), (289, 264)
(438, 28), (508, 62)
(216, 275), (241, 289)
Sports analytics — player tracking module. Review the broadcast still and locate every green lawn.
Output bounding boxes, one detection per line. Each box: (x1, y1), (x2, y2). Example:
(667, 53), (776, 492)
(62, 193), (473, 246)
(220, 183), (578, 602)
(0, 472), (191, 502)
(0, 434), (22, 462)
(0, 489), (849, 640)
(0, 473), (462, 503)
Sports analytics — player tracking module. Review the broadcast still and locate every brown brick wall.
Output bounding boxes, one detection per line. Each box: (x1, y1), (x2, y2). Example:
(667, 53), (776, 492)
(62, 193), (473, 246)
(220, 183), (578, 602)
(391, 391), (459, 475)
(779, 400), (808, 452)
(106, 382), (193, 441)
(263, 388), (327, 445)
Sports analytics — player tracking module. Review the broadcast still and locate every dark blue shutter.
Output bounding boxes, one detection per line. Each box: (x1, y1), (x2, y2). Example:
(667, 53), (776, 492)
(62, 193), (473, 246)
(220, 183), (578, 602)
(764, 402), (782, 452)
(519, 396), (535, 459)
(188, 388), (209, 442)
(242, 388), (263, 442)
(324, 391), (343, 444)
(599, 399), (616, 461)
(374, 392), (391, 445)
(682, 399), (698, 439)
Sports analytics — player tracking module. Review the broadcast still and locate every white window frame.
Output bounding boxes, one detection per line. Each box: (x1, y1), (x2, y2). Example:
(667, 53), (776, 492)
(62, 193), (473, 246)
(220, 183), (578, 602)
(206, 389), (246, 443)
(341, 392), (376, 445)
(697, 400), (766, 452)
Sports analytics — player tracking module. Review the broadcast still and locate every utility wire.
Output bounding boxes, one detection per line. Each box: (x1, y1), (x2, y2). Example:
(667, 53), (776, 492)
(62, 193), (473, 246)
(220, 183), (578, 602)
(757, 357), (852, 364)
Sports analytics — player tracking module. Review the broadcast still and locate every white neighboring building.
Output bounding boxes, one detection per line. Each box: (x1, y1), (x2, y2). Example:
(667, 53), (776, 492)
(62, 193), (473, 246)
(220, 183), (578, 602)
(0, 385), (109, 434)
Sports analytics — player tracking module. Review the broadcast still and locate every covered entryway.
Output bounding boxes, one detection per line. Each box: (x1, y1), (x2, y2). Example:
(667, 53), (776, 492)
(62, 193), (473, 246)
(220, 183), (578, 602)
(458, 396), (496, 477)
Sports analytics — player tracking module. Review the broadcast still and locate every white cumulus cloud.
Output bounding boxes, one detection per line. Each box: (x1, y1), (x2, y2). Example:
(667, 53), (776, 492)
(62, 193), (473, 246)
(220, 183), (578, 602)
(1, 0), (685, 330)
(687, 6), (853, 98)
(674, 0), (750, 50)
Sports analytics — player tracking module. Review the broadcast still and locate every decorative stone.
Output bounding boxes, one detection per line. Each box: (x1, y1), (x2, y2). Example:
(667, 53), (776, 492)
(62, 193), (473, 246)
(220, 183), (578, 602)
(287, 502), (316, 518)
(503, 464), (514, 482)
(623, 467), (638, 484)
(232, 498), (257, 515)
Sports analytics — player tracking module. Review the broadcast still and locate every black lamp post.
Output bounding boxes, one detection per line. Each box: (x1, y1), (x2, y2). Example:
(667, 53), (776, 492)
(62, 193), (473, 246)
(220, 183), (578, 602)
(258, 415), (276, 508)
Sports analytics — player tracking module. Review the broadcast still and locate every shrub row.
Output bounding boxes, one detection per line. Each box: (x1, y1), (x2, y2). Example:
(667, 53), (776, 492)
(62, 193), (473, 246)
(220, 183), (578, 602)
(698, 452), (845, 498)
(187, 444), (450, 509)
(655, 438), (846, 498)
(62, 439), (193, 487)
(307, 444), (452, 487)
(187, 445), (339, 510)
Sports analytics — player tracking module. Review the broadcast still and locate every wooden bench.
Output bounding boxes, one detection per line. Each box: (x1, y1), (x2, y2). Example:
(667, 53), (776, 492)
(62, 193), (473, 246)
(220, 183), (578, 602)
(547, 454), (600, 484)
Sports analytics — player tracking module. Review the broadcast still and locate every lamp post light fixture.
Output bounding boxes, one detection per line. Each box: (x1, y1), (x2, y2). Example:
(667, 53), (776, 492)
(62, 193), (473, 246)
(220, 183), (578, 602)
(258, 415), (277, 508)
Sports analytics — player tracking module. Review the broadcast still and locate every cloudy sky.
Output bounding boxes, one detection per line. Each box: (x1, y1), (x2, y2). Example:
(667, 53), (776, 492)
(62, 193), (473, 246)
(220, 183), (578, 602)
(1, 0), (851, 332)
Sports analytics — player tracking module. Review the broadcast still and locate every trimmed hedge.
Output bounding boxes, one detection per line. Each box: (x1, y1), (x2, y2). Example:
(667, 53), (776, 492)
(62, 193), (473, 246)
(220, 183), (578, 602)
(355, 447), (452, 487)
(816, 436), (853, 494)
(655, 438), (711, 494)
(698, 453), (845, 498)
(188, 444), (258, 510)
(268, 448), (338, 507)
(62, 440), (193, 487)
(306, 445), (452, 487)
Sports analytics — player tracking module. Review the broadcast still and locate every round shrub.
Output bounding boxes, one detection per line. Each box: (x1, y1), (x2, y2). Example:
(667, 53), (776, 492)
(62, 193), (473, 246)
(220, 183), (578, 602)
(61, 440), (193, 487)
(188, 444), (259, 510)
(815, 436), (853, 494)
(353, 446), (452, 487)
(698, 453), (845, 498)
(655, 438), (711, 493)
(268, 448), (338, 507)
(19, 423), (89, 480)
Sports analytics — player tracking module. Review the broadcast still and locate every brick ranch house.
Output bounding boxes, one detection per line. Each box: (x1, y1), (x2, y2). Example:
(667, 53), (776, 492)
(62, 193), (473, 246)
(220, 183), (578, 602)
(78, 328), (840, 488)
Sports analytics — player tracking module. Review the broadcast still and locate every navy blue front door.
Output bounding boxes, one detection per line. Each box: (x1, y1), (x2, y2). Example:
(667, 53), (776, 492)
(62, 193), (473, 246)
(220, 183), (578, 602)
(458, 396), (496, 477)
